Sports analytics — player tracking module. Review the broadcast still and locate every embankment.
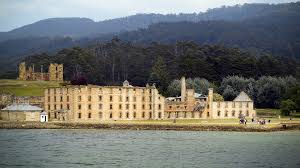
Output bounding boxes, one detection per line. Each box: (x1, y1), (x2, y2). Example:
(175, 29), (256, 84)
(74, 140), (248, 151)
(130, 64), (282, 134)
(1, 121), (300, 132)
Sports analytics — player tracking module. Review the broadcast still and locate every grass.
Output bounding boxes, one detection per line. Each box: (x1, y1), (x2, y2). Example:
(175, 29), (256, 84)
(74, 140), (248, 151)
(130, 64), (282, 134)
(256, 108), (281, 117)
(0, 79), (62, 96)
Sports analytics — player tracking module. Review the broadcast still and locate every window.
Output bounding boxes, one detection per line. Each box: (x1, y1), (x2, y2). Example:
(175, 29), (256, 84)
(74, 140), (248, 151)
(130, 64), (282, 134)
(239, 102), (242, 108)
(67, 104), (70, 110)
(54, 112), (57, 118)
(67, 96), (69, 102)
(149, 96), (152, 101)
(110, 113), (113, 119)
(88, 104), (92, 110)
(48, 105), (50, 110)
(126, 104), (129, 110)
(133, 96), (136, 102)
(48, 89), (50, 94)
(54, 96), (57, 102)
(184, 112), (187, 118)
(158, 104), (161, 110)
(232, 110), (235, 117)
(184, 106), (187, 109)
(225, 111), (228, 117)
(88, 113), (92, 118)
(88, 96), (91, 101)
(142, 104), (145, 110)
(142, 112), (145, 118)
(192, 112), (195, 118)
(99, 104), (102, 110)
(60, 96), (63, 102)
(217, 111), (221, 117)
(246, 110), (249, 116)
(133, 112), (136, 118)
(99, 96), (102, 101)
(246, 102), (249, 108)
(239, 110), (242, 116)
(99, 112), (103, 119)
(169, 106), (172, 109)
(110, 96), (113, 102)
(126, 112), (129, 118)
(54, 105), (57, 110)
(78, 113), (81, 119)
(60, 104), (63, 109)
(168, 112), (171, 118)
(78, 96), (81, 102)
(78, 104), (81, 110)
(232, 102), (235, 108)
(48, 96), (50, 102)
(142, 97), (145, 101)
(149, 112), (152, 119)
(133, 104), (136, 109)
(119, 104), (122, 110)
(207, 112), (210, 117)
(119, 112), (122, 118)
(110, 104), (113, 110)
(119, 96), (122, 102)
(126, 96), (129, 102)
(149, 104), (152, 110)
(158, 112), (161, 119)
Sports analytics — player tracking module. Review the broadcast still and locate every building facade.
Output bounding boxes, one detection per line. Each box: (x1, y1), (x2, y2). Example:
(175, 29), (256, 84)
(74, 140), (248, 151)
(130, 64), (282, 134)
(18, 62), (63, 81)
(44, 81), (165, 122)
(165, 77), (256, 119)
(0, 103), (43, 121)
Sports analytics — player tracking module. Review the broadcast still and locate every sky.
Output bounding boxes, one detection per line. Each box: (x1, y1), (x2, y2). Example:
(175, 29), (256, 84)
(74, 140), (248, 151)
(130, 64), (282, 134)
(0, 0), (298, 32)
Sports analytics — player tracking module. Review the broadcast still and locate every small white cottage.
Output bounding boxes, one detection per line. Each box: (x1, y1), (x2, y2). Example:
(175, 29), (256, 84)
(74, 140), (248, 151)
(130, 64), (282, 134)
(40, 111), (48, 122)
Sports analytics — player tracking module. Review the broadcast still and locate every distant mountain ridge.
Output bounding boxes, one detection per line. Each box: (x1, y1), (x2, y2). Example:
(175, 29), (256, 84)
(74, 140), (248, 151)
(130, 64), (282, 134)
(0, 2), (298, 42)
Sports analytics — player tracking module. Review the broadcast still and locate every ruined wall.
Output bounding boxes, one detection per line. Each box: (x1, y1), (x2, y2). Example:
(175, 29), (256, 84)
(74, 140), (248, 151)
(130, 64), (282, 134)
(49, 63), (63, 81)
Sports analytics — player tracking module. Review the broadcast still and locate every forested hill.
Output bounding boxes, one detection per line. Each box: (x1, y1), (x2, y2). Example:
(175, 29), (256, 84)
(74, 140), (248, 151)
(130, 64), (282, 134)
(23, 40), (300, 89)
(104, 5), (300, 59)
(0, 2), (298, 42)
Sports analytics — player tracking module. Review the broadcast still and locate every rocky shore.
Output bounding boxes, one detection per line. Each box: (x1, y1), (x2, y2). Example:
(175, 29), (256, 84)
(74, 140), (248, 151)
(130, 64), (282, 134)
(1, 121), (300, 132)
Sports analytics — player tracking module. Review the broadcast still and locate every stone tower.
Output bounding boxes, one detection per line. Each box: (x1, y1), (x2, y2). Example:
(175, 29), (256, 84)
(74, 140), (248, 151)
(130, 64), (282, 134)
(181, 76), (186, 102)
(18, 62), (26, 80)
(207, 88), (214, 118)
(49, 63), (63, 81)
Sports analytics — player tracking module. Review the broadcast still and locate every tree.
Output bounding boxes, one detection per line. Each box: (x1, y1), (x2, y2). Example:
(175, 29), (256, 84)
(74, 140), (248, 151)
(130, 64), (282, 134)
(280, 99), (296, 116)
(148, 56), (169, 95)
(213, 93), (224, 101)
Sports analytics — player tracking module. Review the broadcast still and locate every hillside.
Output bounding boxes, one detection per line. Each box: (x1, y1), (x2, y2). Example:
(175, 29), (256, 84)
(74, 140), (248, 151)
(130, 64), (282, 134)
(1, 3), (295, 42)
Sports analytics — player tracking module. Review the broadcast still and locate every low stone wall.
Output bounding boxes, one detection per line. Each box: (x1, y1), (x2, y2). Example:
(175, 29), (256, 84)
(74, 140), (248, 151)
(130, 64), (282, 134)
(1, 121), (299, 132)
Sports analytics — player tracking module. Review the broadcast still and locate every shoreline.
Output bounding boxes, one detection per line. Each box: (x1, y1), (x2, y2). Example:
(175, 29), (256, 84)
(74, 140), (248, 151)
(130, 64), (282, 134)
(1, 121), (300, 132)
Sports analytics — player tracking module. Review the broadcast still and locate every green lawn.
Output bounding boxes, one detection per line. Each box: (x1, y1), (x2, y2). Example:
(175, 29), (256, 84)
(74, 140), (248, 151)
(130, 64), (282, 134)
(256, 108), (281, 117)
(0, 79), (62, 96)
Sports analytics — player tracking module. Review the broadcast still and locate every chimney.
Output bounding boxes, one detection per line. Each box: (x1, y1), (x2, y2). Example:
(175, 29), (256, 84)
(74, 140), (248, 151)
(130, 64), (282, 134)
(181, 76), (186, 102)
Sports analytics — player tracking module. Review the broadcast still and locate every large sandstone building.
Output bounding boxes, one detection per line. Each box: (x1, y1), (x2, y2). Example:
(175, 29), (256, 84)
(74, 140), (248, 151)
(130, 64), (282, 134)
(43, 77), (256, 122)
(44, 81), (165, 121)
(18, 62), (63, 81)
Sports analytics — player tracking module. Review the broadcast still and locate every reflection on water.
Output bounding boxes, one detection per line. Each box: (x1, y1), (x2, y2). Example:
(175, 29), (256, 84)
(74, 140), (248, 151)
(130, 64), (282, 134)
(0, 129), (300, 168)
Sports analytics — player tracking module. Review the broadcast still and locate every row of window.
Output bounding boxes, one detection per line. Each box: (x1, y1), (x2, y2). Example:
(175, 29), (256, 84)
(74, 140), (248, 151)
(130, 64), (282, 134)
(217, 110), (250, 117)
(47, 95), (156, 102)
(76, 111), (162, 119)
(217, 102), (250, 108)
(48, 103), (162, 111)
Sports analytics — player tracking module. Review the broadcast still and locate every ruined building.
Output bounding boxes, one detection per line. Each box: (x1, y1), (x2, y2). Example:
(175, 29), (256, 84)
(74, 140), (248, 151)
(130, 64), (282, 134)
(18, 62), (63, 81)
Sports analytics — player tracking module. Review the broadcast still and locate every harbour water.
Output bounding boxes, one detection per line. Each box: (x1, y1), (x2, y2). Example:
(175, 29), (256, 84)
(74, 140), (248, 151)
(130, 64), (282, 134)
(0, 129), (300, 168)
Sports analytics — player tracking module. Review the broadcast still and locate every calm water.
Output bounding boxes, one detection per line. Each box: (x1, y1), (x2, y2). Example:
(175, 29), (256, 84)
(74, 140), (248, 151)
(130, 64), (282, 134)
(0, 130), (300, 168)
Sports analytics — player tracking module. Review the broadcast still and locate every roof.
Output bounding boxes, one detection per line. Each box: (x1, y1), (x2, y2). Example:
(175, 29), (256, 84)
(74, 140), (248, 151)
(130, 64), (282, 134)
(194, 93), (207, 99)
(233, 91), (252, 102)
(1, 103), (43, 112)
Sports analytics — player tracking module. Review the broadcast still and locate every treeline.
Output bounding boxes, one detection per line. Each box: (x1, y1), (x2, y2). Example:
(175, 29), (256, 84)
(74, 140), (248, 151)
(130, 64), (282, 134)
(167, 76), (298, 109)
(23, 40), (300, 94)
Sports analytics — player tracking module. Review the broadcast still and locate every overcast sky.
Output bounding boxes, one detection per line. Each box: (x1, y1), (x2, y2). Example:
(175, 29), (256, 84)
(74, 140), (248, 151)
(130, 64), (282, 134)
(0, 0), (298, 32)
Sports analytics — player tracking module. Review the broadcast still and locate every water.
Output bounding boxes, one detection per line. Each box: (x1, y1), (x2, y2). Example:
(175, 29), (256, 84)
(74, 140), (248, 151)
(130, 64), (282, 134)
(0, 130), (300, 168)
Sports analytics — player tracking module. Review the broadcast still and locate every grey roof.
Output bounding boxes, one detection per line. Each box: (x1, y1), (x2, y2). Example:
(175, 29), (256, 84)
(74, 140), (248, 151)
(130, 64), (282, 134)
(1, 103), (42, 111)
(233, 91), (252, 102)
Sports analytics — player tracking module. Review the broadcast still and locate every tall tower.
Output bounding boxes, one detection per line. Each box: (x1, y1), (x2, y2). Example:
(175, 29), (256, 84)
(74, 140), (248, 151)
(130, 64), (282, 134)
(207, 88), (214, 118)
(181, 76), (186, 102)
(49, 63), (64, 81)
(18, 62), (26, 80)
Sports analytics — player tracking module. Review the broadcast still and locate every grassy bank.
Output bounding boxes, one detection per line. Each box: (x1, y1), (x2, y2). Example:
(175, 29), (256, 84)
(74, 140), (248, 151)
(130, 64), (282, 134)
(1, 119), (300, 132)
(0, 79), (62, 96)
